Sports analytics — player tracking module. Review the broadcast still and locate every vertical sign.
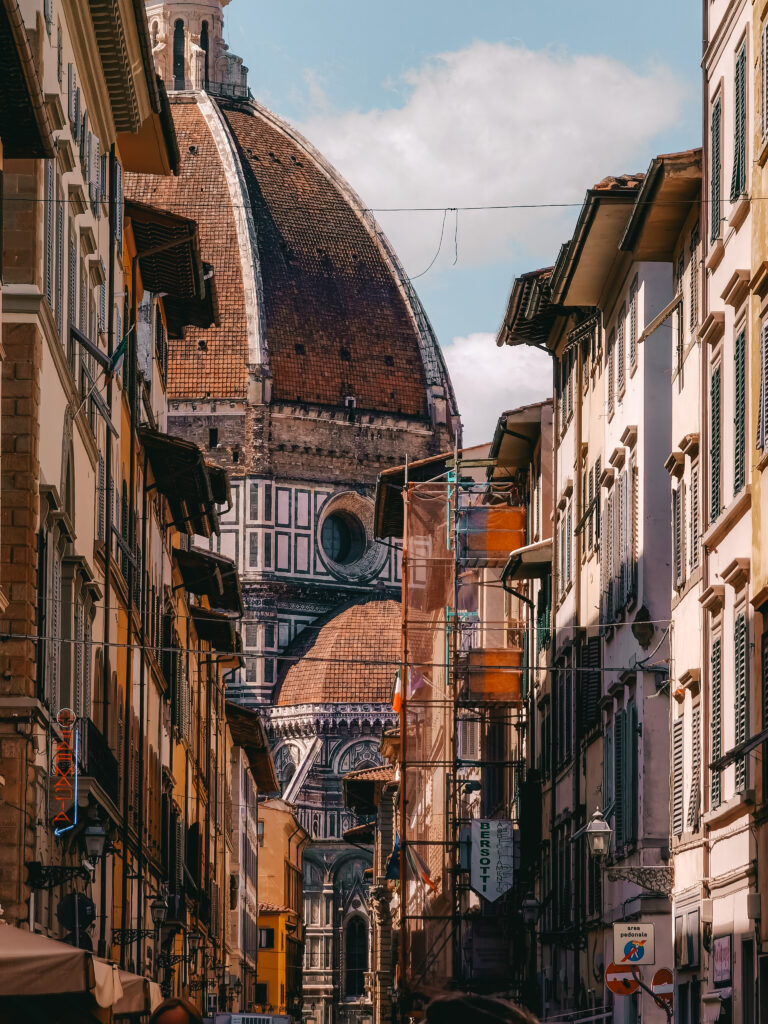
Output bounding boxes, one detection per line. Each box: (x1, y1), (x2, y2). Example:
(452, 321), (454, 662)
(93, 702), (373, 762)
(470, 819), (515, 902)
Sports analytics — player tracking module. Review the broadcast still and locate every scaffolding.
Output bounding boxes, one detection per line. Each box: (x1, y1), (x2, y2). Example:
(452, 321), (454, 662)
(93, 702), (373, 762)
(398, 460), (530, 1006)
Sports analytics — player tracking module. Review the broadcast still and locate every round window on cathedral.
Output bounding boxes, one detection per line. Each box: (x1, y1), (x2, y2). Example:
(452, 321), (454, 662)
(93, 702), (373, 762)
(321, 511), (366, 566)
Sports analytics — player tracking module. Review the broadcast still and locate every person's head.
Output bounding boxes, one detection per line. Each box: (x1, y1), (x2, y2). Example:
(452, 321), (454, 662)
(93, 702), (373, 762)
(425, 993), (538, 1024)
(148, 997), (204, 1024)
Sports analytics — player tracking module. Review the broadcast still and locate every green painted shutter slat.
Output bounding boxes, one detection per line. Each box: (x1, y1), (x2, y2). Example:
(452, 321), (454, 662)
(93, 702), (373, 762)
(759, 323), (768, 451)
(734, 614), (748, 792)
(711, 638), (722, 809)
(618, 306), (626, 392)
(672, 487), (681, 588)
(673, 717), (684, 836)
(688, 706), (701, 831)
(711, 366), (722, 521)
(731, 47), (747, 201)
(711, 98), (722, 242)
(734, 332), (746, 493)
(624, 704), (639, 845)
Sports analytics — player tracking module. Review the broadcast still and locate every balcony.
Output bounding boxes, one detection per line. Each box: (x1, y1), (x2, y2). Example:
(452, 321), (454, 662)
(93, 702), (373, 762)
(79, 718), (119, 806)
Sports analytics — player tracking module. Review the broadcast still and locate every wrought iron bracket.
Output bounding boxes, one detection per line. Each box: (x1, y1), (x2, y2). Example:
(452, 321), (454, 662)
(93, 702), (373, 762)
(111, 928), (157, 944)
(606, 865), (674, 896)
(26, 861), (92, 890)
(156, 952), (191, 968)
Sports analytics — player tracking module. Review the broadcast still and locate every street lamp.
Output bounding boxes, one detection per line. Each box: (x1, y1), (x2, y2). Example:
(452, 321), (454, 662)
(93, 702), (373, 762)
(521, 892), (540, 927)
(585, 808), (613, 860)
(150, 895), (168, 930)
(83, 820), (108, 861)
(188, 931), (203, 955)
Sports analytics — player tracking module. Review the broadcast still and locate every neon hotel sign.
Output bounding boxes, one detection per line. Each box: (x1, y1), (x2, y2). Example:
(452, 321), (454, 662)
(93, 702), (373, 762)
(52, 708), (79, 837)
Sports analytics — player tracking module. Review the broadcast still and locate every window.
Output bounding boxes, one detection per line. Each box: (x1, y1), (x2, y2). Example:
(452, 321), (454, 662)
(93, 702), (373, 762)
(44, 162), (55, 307)
(173, 20), (186, 90)
(672, 482), (685, 590)
(208, 427), (218, 449)
(734, 331), (746, 493)
(580, 635), (601, 732)
(711, 97), (722, 242)
(629, 278), (638, 369)
(672, 716), (684, 835)
(345, 917), (367, 997)
(257, 821), (264, 847)
(258, 927), (274, 949)
(711, 638), (722, 808)
(688, 705), (701, 831)
(614, 703), (639, 849)
(710, 366), (722, 521)
(689, 226), (699, 330)
(734, 612), (748, 792)
(759, 321), (768, 451)
(731, 45), (747, 201)
(607, 329), (615, 414)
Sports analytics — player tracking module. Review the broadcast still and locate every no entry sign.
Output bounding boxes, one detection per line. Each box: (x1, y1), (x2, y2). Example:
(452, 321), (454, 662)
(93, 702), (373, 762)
(652, 968), (674, 1005)
(605, 961), (639, 996)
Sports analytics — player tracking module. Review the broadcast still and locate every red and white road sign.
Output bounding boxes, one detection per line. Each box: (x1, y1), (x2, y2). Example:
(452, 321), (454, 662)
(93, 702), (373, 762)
(605, 961), (640, 996)
(652, 968), (674, 1004)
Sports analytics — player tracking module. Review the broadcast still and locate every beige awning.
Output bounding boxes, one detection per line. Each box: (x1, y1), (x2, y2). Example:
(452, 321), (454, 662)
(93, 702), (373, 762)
(502, 538), (553, 582)
(0, 924), (119, 1001)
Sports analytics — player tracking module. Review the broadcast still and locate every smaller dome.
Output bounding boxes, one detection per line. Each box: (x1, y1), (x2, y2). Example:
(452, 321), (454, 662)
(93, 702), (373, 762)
(275, 594), (401, 706)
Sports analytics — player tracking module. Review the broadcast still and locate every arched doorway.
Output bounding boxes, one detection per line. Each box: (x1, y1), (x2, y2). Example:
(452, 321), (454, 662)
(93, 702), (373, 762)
(345, 916), (367, 997)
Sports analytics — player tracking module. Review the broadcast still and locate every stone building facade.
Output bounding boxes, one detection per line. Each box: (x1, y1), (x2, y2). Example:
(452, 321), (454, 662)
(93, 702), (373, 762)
(129, 4), (458, 1021)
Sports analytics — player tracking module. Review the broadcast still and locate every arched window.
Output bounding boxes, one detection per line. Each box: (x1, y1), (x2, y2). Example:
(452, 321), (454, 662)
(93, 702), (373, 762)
(345, 917), (367, 997)
(200, 21), (210, 90)
(173, 19), (185, 90)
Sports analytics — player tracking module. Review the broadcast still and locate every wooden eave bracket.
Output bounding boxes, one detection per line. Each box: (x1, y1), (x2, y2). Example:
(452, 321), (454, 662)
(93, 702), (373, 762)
(679, 432), (700, 458)
(609, 446), (626, 470)
(720, 557), (750, 591)
(720, 268), (749, 308)
(620, 424), (638, 449)
(699, 584), (725, 614)
(699, 311), (725, 347)
(664, 451), (684, 478)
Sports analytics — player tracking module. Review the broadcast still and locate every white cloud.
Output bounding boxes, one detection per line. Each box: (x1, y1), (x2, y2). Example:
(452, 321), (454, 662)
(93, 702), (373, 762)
(299, 42), (686, 273)
(443, 333), (552, 447)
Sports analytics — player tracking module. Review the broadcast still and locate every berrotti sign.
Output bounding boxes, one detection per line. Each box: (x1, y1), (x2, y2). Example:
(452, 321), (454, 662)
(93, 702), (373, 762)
(470, 819), (515, 902)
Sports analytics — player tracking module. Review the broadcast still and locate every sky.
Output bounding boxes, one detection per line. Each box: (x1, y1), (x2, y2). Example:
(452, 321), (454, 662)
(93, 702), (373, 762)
(226, 0), (702, 444)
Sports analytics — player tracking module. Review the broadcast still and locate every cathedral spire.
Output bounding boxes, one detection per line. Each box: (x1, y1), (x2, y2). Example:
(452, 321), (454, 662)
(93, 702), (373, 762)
(144, 0), (248, 97)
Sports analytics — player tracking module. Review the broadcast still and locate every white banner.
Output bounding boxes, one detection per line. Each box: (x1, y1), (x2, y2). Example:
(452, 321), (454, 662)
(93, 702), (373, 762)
(470, 819), (515, 902)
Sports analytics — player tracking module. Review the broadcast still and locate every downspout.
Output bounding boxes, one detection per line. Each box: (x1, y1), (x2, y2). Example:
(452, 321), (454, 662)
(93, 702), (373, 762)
(119, 251), (139, 971)
(573, 338), (584, 935)
(98, 143), (117, 960)
(136, 460), (149, 973)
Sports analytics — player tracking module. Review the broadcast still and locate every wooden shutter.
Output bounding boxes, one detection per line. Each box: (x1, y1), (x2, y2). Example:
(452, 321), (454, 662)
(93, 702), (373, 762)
(629, 280), (638, 368)
(690, 466), (699, 570)
(711, 98), (722, 242)
(734, 613), (748, 793)
(44, 162), (54, 306)
(710, 366), (722, 521)
(711, 638), (722, 809)
(566, 506), (572, 585)
(763, 24), (768, 140)
(731, 46), (747, 201)
(588, 466), (594, 550)
(581, 636), (601, 732)
(672, 717), (684, 835)
(734, 332), (746, 493)
(617, 306), (626, 393)
(759, 322), (768, 450)
(56, 202), (64, 339)
(688, 705), (701, 831)
(607, 330), (615, 412)
(114, 162), (123, 247)
(625, 703), (639, 844)
(67, 64), (75, 123)
(603, 719), (614, 823)
(614, 709), (625, 848)
(689, 226), (699, 330)
(672, 487), (681, 588)
(68, 234), (76, 328)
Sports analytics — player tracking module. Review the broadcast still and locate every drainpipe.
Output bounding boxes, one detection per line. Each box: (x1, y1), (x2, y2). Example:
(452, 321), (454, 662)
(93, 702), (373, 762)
(136, 456), (149, 972)
(98, 144), (117, 960)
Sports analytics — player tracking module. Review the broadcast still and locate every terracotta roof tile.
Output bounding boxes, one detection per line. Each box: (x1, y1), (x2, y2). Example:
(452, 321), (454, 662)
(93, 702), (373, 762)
(275, 594), (400, 706)
(592, 172), (645, 193)
(344, 764), (395, 783)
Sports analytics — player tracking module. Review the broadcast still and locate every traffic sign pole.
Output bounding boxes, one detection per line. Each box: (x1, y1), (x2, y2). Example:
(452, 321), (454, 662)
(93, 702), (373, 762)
(630, 967), (673, 1023)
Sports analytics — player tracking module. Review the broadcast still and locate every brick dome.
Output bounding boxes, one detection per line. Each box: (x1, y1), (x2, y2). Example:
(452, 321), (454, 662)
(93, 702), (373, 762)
(275, 595), (400, 706)
(126, 91), (457, 422)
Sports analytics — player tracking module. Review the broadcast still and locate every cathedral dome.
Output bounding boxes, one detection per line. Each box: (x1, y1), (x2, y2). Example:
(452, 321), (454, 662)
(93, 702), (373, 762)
(274, 594), (400, 707)
(129, 2), (458, 428)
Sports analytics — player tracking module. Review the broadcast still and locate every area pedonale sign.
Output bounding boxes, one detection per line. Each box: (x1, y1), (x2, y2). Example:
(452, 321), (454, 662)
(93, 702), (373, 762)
(613, 921), (655, 966)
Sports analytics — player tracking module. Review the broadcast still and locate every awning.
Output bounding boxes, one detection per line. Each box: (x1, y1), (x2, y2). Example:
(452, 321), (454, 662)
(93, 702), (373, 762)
(710, 726), (768, 772)
(343, 820), (376, 844)
(126, 200), (219, 338)
(174, 545), (243, 614)
(139, 426), (220, 537)
(0, 924), (116, 1001)
(502, 538), (552, 582)
(343, 764), (394, 815)
(0, 0), (54, 158)
(374, 452), (453, 540)
(190, 606), (239, 652)
(225, 701), (280, 793)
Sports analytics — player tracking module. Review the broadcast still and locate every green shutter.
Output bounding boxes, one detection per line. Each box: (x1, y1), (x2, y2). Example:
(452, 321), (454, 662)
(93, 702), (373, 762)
(711, 639), (722, 809)
(731, 47), (747, 201)
(734, 332), (746, 493)
(759, 323), (768, 451)
(672, 487), (681, 588)
(711, 366), (722, 521)
(614, 709), (625, 848)
(624, 703), (639, 844)
(673, 717), (684, 836)
(688, 706), (701, 831)
(711, 98), (722, 242)
(734, 614), (748, 792)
